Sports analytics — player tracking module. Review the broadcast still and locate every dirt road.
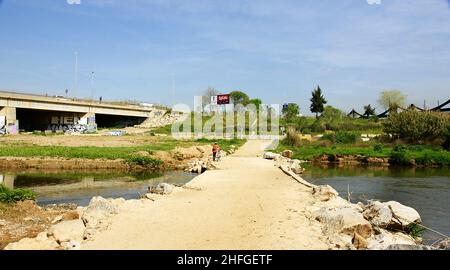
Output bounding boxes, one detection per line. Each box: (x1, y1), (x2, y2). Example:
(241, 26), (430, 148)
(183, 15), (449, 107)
(82, 140), (329, 250)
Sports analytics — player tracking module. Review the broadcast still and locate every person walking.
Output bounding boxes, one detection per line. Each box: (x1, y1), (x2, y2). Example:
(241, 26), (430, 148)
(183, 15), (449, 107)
(212, 142), (221, 162)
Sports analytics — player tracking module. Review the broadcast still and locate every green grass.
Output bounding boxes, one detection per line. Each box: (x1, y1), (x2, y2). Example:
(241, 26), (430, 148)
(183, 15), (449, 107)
(125, 156), (164, 168)
(276, 144), (391, 160)
(0, 138), (191, 160)
(276, 140), (450, 167)
(0, 137), (247, 160)
(0, 185), (36, 204)
(406, 223), (426, 239)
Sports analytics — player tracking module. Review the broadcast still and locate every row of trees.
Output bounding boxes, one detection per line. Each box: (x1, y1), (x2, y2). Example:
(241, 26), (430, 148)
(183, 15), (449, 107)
(203, 86), (410, 119)
(202, 87), (262, 108)
(283, 87), (408, 119)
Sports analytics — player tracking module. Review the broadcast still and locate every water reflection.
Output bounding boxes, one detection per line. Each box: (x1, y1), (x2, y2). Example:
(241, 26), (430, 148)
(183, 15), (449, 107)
(0, 170), (197, 207)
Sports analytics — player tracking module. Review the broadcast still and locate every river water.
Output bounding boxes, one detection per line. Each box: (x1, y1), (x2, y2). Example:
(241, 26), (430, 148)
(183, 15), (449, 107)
(302, 165), (450, 244)
(0, 170), (197, 207)
(2, 166), (449, 244)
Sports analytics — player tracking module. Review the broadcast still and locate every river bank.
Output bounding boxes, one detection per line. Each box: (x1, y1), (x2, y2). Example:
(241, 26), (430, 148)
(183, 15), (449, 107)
(3, 140), (447, 250)
(276, 142), (450, 168)
(0, 133), (244, 171)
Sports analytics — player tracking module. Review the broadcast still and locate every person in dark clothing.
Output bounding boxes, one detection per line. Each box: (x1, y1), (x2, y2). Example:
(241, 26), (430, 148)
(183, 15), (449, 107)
(212, 142), (220, 161)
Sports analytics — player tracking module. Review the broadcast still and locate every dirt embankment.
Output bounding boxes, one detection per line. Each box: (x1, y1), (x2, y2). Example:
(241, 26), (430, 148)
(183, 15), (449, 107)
(0, 143), (213, 171)
(313, 154), (390, 167)
(0, 133), (160, 147)
(0, 201), (76, 250)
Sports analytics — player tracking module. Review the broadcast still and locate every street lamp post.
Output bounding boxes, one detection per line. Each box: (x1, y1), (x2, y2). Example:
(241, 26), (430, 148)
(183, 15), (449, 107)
(90, 71), (95, 101)
(74, 52), (78, 96)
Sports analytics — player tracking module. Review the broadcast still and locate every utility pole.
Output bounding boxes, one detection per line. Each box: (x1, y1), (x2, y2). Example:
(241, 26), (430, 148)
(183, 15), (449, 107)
(74, 52), (78, 96)
(90, 71), (95, 101)
(172, 73), (175, 106)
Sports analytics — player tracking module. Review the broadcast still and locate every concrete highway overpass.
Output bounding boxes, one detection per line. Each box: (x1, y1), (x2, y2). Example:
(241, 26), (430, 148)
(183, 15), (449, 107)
(0, 91), (166, 133)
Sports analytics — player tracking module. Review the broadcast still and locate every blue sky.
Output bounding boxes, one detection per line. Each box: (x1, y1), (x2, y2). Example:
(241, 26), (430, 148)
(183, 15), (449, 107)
(0, 0), (449, 114)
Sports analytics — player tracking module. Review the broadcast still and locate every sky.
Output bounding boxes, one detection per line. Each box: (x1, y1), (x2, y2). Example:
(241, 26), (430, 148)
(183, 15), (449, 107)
(0, 0), (449, 115)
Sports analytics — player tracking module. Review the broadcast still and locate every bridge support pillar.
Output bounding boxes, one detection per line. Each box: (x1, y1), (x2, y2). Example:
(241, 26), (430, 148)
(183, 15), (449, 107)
(0, 173), (15, 189)
(80, 112), (96, 123)
(0, 106), (18, 134)
(80, 112), (97, 132)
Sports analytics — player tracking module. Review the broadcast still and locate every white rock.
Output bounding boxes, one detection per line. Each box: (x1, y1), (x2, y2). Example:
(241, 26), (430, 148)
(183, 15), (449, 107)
(436, 238), (450, 250)
(61, 240), (81, 250)
(149, 183), (175, 195)
(51, 215), (63, 224)
(327, 234), (354, 250)
(49, 219), (85, 243)
(82, 196), (119, 230)
(363, 201), (393, 228)
(281, 150), (293, 158)
(263, 152), (279, 160)
(383, 201), (421, 227)
(312, 185), (339, 202)
(110, 198), (126, 207)
(367, 229), (417, 250)
(315, 206), (373, 238)
(4, 233), (60, 250)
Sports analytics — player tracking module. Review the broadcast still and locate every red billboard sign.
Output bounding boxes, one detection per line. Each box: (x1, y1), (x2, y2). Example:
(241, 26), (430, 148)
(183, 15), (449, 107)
(217, 94), (230, 105)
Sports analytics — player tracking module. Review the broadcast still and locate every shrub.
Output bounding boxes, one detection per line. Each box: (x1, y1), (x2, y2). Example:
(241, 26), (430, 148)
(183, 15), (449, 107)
(284, 127), (302, 147)
(321, 106), (345, 124)
(390, 151), (412, 166)
(125, 156), (164, 168)
(415, 151), (450, 166)
(0, 185), (36, 204)
(321, 133), (335, 143)
(302, 128), (312, 134)
(393, 144), (408, 152)
(335, 131), (357, 144)
(373, 143), (384, 153)
(310, 121), (326, 133)
(443, 126), (450, 151)
(383, 110), (449, 143)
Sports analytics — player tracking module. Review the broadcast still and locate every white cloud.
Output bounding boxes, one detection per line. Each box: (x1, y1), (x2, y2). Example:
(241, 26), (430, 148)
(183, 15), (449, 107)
(367, 0), (382, 5)
(67, 0), (81, 5)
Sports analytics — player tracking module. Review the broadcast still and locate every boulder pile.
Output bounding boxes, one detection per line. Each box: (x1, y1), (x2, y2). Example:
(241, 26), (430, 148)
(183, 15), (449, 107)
(263, 151), (306, 175)
(4, 196), (128, 250)
(308, 184), (427, 250)
(136, 113), (188, 129)
(262, 151), (434, 250)
(185, 157), (218, 174)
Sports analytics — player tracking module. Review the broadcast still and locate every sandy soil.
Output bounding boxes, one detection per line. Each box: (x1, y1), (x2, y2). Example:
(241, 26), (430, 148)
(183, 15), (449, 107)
(82, 140), (329, 250)
(0, 201), (69, 249)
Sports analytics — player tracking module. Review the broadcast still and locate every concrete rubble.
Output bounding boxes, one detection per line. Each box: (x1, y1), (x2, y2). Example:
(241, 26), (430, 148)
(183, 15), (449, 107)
(136, 113), (188, 129)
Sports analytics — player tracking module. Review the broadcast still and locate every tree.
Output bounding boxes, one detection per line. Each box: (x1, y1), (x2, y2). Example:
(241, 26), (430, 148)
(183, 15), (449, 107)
(321, 105), (344, 123)
(230, 91), (250, 105)
(363, 104), (376, 118)
(310, 85), (327, 118)
(202, 87), (218, 105)
(378, 90), (407, 111)
(282, 103), (300, 119)
(248, 98), (262, 107)
(383, 110), (448, 143)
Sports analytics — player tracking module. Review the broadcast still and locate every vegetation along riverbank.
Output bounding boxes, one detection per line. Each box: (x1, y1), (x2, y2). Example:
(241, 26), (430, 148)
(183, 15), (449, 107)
(278, 100), (450, 168)
(0, 133), (245, 170)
